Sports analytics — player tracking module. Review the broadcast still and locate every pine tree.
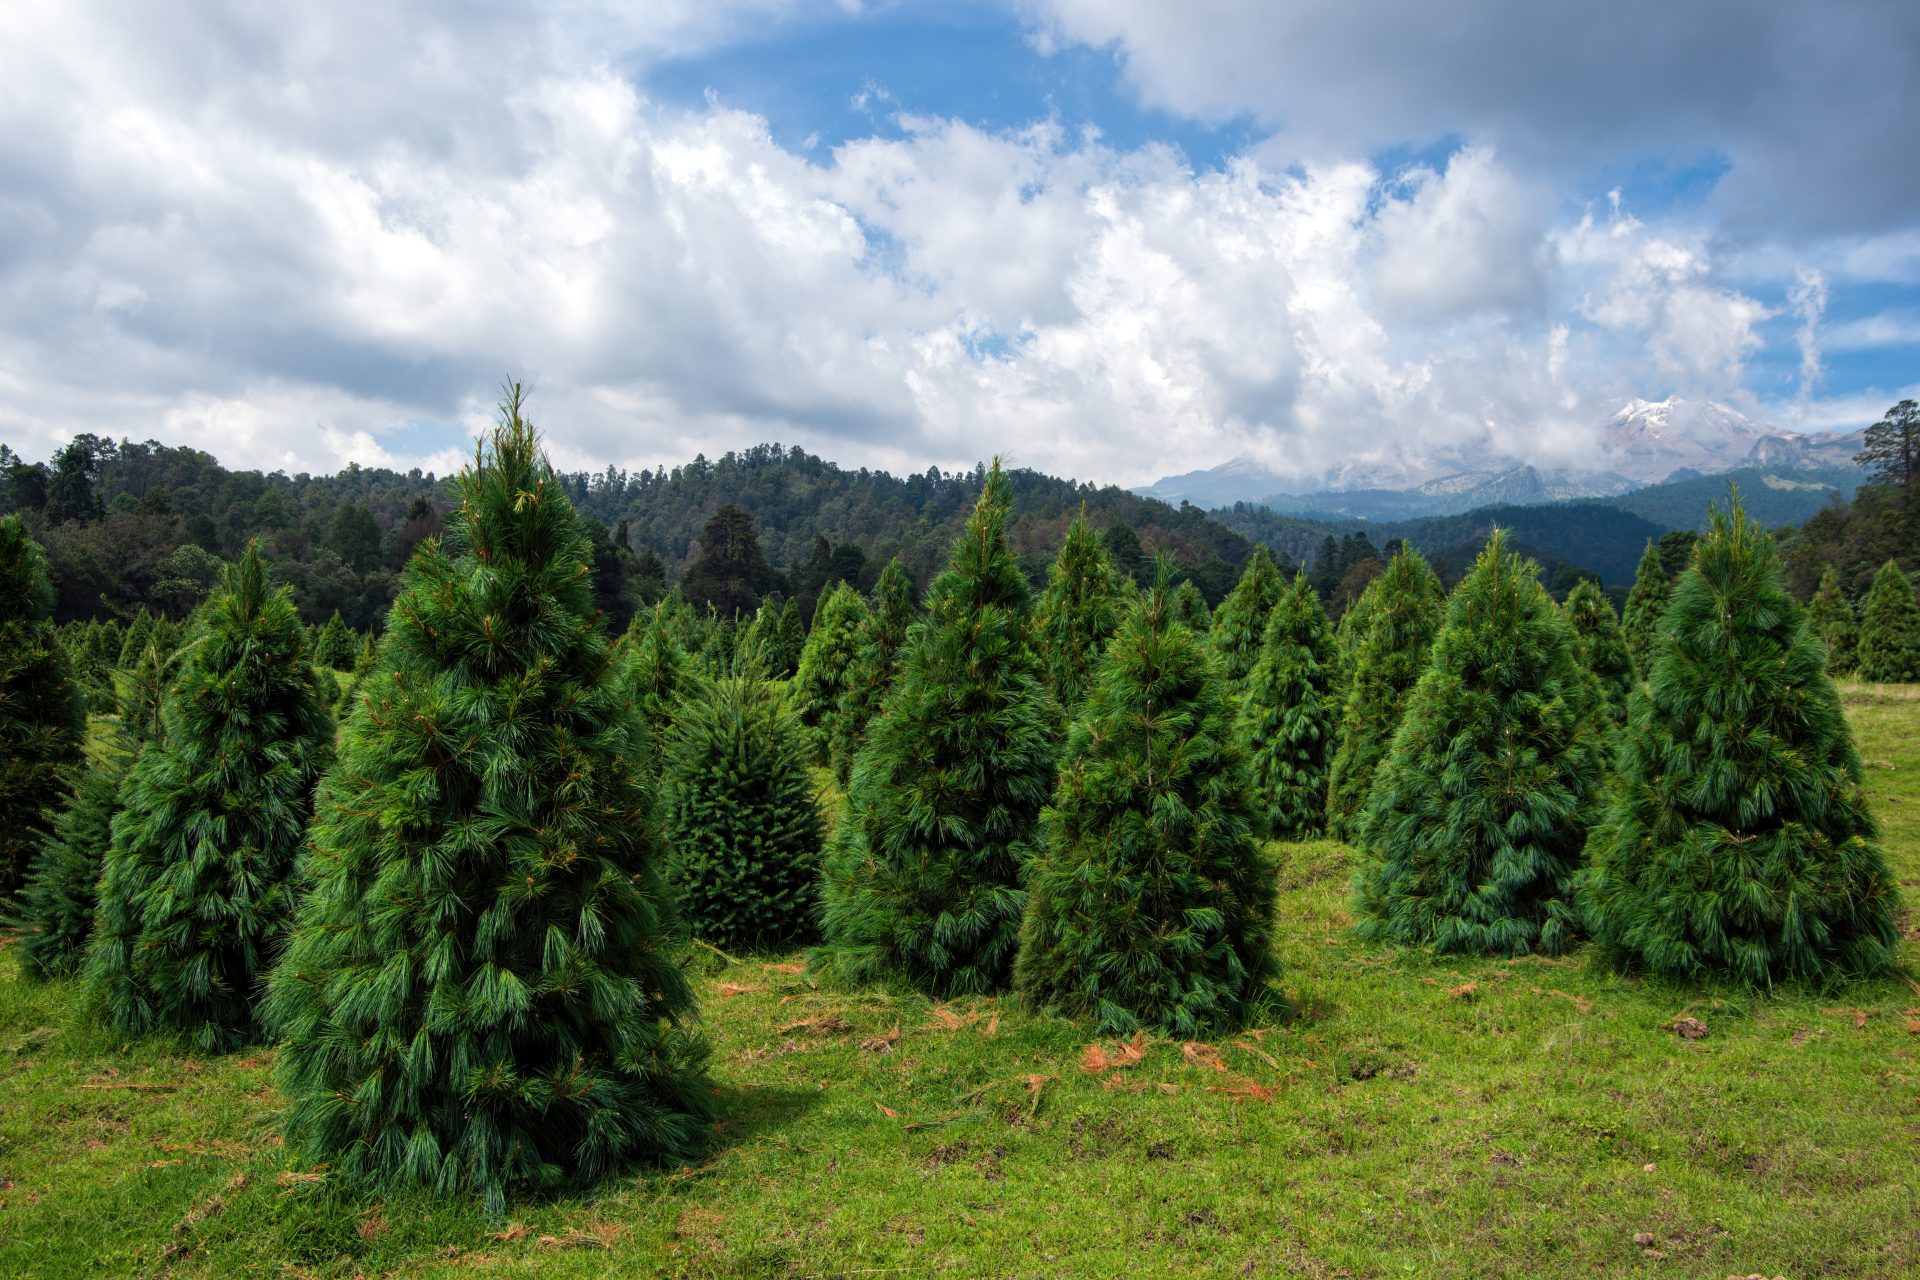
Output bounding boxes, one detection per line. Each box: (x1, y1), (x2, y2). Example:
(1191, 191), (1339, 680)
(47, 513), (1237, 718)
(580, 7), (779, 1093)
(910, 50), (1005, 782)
(0, 516), (85, 897)
(1170, 579), (1211, 633)
(1016, 577), (1277, 1036)
(1324, 547), (1444, 843)
(814, 461), (1058, 996)
(1621, 540), (1670, 676)
(86, 544), (334, 1051)
(831, 558), (917, 786)
(120, 640), (174, 744)
(1855, 559), (1920, 683)
(659, 664), (823, 951)
(772, 600), (805, 679)
(1237, 571), (1342, 840)
(18, 731), (134, 979)
(265, 394), (708, 1213)
(1805, 565), (1858, 676)
(1031, 510), (1125, 712)
(1353, 533), (1604, 955)
(1581, 498), (1902, 985)
(313, 610), (359, 669)
(117, 608), (157, 669)
(1563, 580), (1636, 725)
(626, 601), (690, 753)
(1207, 547), (1286, 689)
(791, 582), (869, 763)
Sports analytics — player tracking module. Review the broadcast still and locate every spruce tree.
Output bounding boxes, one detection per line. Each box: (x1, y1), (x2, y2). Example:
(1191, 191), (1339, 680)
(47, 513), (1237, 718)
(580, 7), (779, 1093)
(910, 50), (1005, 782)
(1031, 510), (1124, 712)
(830, 558), (916, 786)
(791, 582), (868, 763)
(1324, 547), (1444, 843)
(1208, 547), (1286, 688)
(1582, 498), (1902, 985)
(1621, 540), (1670, 676)
(1016, 577), (1277, 1037)
(1237, 571), (1342, 840)
(1806, 565), (1858, 676)
(1563, 580), (1636, 725)
(772, 599), (805, 679)
(265, 395), (708, 1213)
(313, 610), (359, 669)
(0, 516), (85, 897)
(1170, 579), (1211, 633)
(1855, 559), (1920, 683)
(86, 545), (334, 1050)
(1353, 533), (1604, 955)
(18, 732), (134, 979)
(659, 664), (823, 951)
(814, 461), (1057, 996)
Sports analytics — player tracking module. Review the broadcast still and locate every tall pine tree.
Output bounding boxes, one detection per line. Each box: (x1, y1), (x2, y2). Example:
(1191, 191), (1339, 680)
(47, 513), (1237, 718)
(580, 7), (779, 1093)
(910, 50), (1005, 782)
(1016, 576), (1277, 1036)
(814, 461), (1058, 996)
(1563, 580), (1636, 725)
(1032, 510), (1125, 712)
(1237, 571), (1341, 840)
(17, 731), (134, 979)
(1805, 565), (1858, 676)
(831, 558), (916, 786)
(1582, 498), (1901, 985)
(1855, 559), (1920, 683)
(1621, 540), (1670, 676)
(1354, 533), (1604, 955)
(86, 544), (335, 1051)
(0, 516), (85, 898)
(1207, 547), (1286, 689)
(792, 582), (869, 763)
(265, 395), (708, 1212)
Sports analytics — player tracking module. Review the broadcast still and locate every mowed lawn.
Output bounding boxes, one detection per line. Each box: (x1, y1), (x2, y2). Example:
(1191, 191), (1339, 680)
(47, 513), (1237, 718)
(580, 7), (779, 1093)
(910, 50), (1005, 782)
(1, 689), (1916, 1279)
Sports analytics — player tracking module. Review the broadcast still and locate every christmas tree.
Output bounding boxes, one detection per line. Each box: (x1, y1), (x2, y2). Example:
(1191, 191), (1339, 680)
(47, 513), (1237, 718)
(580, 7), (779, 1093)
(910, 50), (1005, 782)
(625, 600), (690, 754)
(86, 544), (335, 1051)
(1324, 546), (1443, 843)
(831, 558), (917, 786)
(1031, 510), (1125, 712)
(1016, 576), (1277, 1036)
(1581, 498), (1902, 985)
(814, 460), (1058, 996)
(17, 730), (134, 979)
(1563, 580), (1636, 725)
(1207, 546), (1286, 689)
(772, 599), (806, 679)
(1855, 559), (1920, 683)
(265, 394), (709, 1212)
(1620, 539), (1670, 676)
(0, 516), (86, 898)
(313, 611), (359, 669)
(1237, 571), (1342, 840)
(1805, 565), (1858, 676)
(659, 662), (823, 951)
(1170, 579), (1211, 632)
(791, 582), (869, 763)
(1354, 533), (1604, 955)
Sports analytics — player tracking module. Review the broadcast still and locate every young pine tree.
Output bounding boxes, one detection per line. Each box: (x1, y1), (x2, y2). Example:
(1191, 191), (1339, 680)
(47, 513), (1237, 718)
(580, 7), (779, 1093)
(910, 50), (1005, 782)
(1353, 533), (1604, 955)
(1207, 546), (1286, 688)
(86, 545), (335, 1051)
(17, 730), (134, 979)
(1563, 580), (1636, 725)
(1805, 565), (1858, 676)
(1031, 510), (1125, 712)
(625, 600), (690, 754)
(1582, 498), (1901, 985)
(1324, 547), (1444, 843)
(659, 663), (823, 951)
(1170, 579), (1211, 633)
(1855, 559), (1920, 683)
(814, 461), (1058, 996)
(313, 611), (358, 669)
(1620, 540), (1670, 676)
(0, 516), (85, 897)
(772, 599), (806, 679)
(830, 558), (917, 786)
(265, 396), (709, 1213)
(791, 582), (869, 763)
(1016, 577), (1277, 1036)
(1237, 571), (1342, 840)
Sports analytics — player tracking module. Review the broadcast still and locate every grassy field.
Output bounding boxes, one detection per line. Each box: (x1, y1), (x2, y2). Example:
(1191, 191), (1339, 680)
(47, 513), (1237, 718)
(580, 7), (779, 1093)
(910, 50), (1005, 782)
(1, 688), (1916, 1279)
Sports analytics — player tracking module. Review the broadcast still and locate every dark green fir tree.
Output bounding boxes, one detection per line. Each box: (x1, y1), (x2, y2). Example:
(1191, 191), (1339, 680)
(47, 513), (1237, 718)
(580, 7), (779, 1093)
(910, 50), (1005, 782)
(772, 599), (806, 679)
(265, 393), (708, 1213)
(120, 639), (176, 745)
(313, 611), (359, 669)
(814, 460), (1058, 996)
(1237, 571), (1342, 840)
(1353, 533), (1604, 955)
(830, 558), (917, 786)
(660, 662), (823, 951)
(1324, 546), (1444, 843)
(1016, 576), (1277, 1036)
(1621, 539), (1670, 676)
(1207, 546), (1286, 689)
(1170, 579), (1211, 633)
(1031, 509), (1125, 712)
(86, 544), (334, 1050)
(1805, 565), (1858, 676)
(17, 730), (135, 979)
(1855, 559), (1920, 683)
(791, 581), (868, 762)
(1581, 498), (1902, 985)
(1563, 580), (1636, 725)
(625, 600), (690, 754)
(0, 516), (86, 898)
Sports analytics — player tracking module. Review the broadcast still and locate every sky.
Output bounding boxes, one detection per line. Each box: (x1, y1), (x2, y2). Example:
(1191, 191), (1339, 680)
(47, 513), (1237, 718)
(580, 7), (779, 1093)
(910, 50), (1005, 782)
(2, 0), (1917, 487)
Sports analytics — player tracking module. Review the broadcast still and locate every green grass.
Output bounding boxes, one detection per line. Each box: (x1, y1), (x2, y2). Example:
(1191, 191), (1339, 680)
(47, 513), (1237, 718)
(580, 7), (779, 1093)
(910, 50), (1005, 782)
(2, 694), (1917, 1278)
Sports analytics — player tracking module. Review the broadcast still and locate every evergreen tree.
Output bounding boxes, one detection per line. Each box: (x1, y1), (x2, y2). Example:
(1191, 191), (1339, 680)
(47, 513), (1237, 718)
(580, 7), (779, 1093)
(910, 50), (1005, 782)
(791, 582), (869, 763)
(1031, 510), (1125, 712)
(1207, 547), (1286, 689)
(831, 558), (917, 786)
(625, 602), (690, 755)
(1805, 565), (1858, 676)
(1353, 533), (1604, 955)
(120, 639), (176, 744)
(1582, 498), (1902, 985)
(1016, 577), (1277, 1036)
(1170, 579), (1211, 632)
(1237, 571), (1342, 840)
(313, 610), (359, 669)
(1621, 540), (1670, 676)
(814, 461), (1057, 996)
(0, 516), (85, 897)
(1324, 547), (1443, 843)
(682, 505), (775, 617)
(696, 612), (736, 676)
(772, 600), (805, 679)
(86, 544), (334, 1050)
(1563, 580), (1636, 725)
(18, 731), (134, 979)
(1855, 559), (1920, 683)
(265, 395), (708, 1213)
(659, 665), (823, 951)
(116, 609), (157, 669)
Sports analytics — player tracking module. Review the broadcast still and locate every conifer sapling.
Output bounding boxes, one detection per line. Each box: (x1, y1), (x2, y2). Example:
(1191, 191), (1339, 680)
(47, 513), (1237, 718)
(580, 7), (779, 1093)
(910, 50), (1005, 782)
(1621, 539), (1670, 676)
(1237, 571), (1342, 840)
(1031, 510), (1125, 712)
(1805, 565), (1857, 676)
(792, 582), (869, 763)
(831, 558), (916, 785)
(1563, 580), (1636, 725)
(1207, 546), (1286, 689)
(1855, 559), (1920, 683)
(0, 516), (85, 897)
